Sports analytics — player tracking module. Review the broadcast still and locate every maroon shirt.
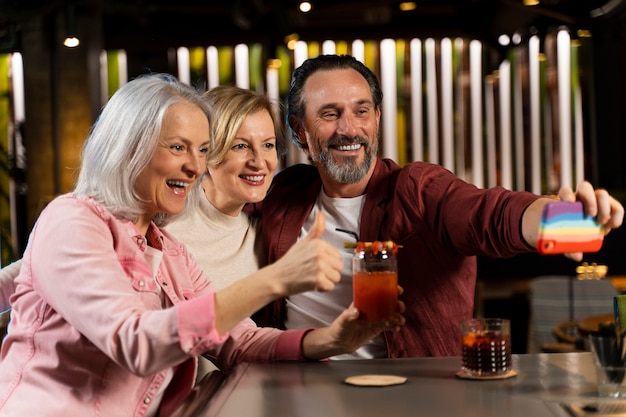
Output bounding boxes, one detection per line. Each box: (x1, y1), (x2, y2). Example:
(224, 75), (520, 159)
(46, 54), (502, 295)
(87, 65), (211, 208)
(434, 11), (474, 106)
(255, 158), (538, 357)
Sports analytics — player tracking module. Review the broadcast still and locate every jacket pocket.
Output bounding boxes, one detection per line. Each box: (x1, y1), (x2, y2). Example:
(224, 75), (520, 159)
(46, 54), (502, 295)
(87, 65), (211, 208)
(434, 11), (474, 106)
(120, 260), (161, 309)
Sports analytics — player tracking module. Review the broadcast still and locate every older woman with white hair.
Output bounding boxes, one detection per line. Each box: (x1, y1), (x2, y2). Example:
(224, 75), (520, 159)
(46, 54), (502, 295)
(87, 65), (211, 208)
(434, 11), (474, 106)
(0, 74), (404, 417)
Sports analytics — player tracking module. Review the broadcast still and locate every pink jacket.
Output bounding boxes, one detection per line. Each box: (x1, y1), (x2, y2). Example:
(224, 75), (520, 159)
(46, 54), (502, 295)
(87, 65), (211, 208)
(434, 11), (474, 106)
(0, 194), (307, 417)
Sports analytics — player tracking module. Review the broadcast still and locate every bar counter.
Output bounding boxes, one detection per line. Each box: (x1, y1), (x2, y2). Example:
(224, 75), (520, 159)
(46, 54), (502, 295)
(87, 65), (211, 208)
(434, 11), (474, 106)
(176, 352), (626, 417)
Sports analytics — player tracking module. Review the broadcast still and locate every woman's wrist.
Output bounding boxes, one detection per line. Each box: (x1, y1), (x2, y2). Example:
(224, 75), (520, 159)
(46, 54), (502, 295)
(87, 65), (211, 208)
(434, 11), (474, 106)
(301, 327), (344, 360)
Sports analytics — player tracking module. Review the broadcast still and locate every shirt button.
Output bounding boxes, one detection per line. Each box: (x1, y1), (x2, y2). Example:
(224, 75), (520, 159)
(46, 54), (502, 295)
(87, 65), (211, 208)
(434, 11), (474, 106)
(139, 281), (145, 287)
(144, 397), (151, 404)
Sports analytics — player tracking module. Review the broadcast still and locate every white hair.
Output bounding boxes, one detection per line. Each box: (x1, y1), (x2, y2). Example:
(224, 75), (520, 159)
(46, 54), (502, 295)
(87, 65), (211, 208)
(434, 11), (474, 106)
(73, 73), (211, 226)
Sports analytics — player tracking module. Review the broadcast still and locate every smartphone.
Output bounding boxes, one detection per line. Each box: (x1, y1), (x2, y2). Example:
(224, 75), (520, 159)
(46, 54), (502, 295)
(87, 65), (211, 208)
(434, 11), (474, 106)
(536, 201), (605, 254)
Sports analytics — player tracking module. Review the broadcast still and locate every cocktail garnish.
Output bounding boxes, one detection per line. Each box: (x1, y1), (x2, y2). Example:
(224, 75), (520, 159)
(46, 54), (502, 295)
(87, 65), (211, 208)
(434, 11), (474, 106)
(344, 241), (401, 254)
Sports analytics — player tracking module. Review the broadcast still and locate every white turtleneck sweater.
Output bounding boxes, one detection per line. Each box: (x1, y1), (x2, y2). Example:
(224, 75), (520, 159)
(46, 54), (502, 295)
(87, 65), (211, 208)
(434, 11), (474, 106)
(164, 196), (266, 381)
(164, 196), (265, 291)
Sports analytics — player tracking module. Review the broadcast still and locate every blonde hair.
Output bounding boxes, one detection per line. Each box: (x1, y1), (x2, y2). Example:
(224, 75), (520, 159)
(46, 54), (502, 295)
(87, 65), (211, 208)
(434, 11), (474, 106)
(174, 86), (286, 221)
(204, 85), (286, 166)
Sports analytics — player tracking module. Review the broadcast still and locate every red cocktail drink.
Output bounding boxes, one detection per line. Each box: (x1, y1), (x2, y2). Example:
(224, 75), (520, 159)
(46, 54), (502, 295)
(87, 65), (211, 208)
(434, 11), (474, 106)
(352, 241), (398, 324)
(353, 270), (398, 322)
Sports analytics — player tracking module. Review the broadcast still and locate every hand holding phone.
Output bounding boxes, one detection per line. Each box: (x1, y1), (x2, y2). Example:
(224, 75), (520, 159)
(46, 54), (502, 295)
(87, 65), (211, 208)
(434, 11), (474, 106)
(536, 201), (605, 255)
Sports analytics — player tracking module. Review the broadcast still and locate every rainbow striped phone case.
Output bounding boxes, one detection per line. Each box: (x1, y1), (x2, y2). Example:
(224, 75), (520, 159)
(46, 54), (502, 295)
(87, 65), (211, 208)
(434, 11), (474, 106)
(536, 201), (605, 254)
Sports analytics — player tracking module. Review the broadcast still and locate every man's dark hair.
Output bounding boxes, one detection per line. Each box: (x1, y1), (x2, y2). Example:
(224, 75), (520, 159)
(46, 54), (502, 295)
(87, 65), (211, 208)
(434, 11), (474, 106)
(286, 54), (383, 147)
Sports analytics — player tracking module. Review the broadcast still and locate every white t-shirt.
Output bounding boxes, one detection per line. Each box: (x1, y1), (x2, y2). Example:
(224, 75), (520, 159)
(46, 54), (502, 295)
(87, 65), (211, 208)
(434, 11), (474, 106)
(284, 190), (387, 359)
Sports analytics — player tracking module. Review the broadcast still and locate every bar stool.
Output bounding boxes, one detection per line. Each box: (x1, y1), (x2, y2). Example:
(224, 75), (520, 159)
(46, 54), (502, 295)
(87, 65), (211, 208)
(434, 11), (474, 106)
(544, 313), (614, 353)
(528, 265), (617, 353)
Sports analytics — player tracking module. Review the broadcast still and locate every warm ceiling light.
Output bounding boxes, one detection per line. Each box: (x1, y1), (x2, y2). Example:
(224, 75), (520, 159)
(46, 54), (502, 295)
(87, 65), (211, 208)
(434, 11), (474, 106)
(498, 34), (510, 46)
(63, 3), (80, 48)
(399, 2), (417, 11)
(299, 2), (312, 13)
(63, 36), (80, 48)
(523, 0), (539, 5)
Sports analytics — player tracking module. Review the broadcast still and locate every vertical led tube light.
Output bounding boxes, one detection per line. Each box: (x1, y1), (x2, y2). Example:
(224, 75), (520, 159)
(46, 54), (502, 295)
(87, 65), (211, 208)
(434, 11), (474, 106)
(485, 76), (497, 188)
(352, 39), (365, 63)
(441, 38), (454, 172)
(454, 38), (466, 180)
(10, 53), (25, 255)
(266, 61), (280, 165)
(572, 42), (585, 186)
(176, 47), (190, 85)
(291, 41), (310, 165)
(234, 44), (250, 89)
(498, 60), (513, 190)
(529, 35), (541, 194)
(294, 41), (308, 67)
(380, 39), (398, 161)
(117, 50), (128, 86)
(266, 65), (279, 107)
(410, 38), (423, 163)
(557, 29), (573, 190)
(574, 82), (584, 185)
(206, 46), (219, 89)
(10, 53), (24, 124)
(322, 40), (336, 55)
(425, 38), (439, 164)
(513, 49), (525, 191)
(470, 40), (483, 188)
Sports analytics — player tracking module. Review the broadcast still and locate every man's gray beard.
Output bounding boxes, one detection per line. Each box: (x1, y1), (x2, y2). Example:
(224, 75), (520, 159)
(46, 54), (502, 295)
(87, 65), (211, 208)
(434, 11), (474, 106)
(321, 150), (374, 184)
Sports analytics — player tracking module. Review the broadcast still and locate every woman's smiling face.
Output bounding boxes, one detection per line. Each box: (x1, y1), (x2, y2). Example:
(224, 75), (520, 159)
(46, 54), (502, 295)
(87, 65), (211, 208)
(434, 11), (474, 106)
(134, 101), (210, 231)
(203, 108), (278, 217)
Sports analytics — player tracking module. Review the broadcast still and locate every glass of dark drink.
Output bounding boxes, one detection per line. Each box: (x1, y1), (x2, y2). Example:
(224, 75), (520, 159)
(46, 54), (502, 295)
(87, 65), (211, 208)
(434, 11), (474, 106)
(460, 318), (512, 377)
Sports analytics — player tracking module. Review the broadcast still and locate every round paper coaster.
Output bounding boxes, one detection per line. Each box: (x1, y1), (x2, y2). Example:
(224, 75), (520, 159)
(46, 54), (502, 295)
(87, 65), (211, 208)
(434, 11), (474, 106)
(344, 374), (408, 387)
(455, 369), (518, 380)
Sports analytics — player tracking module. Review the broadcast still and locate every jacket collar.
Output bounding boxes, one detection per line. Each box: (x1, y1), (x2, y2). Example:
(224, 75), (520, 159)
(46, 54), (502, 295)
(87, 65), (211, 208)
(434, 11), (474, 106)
(360, 158), (399, 241)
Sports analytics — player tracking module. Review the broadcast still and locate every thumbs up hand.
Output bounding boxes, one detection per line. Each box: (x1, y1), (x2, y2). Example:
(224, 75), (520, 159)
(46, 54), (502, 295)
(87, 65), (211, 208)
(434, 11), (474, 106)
(269, 211), (343, 295)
